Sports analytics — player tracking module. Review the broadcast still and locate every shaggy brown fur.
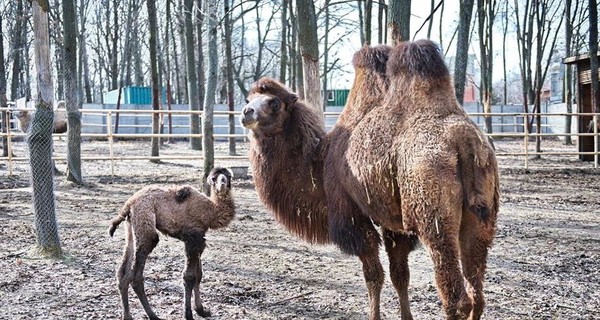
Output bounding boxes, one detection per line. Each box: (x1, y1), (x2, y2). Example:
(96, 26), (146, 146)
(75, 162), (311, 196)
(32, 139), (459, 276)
(15, 101), (68, 133)
(241, 78), (330, 244)
(242, 41), (499, 320)
(325, 44), (419, 320)
(338, 40), (499, 320)
(241, 45), (417, 320)
(108, 167), (236, 320)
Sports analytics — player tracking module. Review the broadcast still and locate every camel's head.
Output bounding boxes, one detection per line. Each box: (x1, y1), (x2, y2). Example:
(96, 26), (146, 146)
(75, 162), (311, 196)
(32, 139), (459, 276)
(207, 167), (233, 195)
(240, 77), (298, 136)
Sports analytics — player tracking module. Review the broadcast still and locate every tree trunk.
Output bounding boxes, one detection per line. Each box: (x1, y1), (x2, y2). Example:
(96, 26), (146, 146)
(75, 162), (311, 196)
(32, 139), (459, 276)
(295, 0), (323, 118)
(565, 0), (573, 145)
(358, 0), (365, 44)
(590, 0), (599, 114)
(185, 0), (201, 150)
(196, 0), (206, 110)
(224, 0), (237, 155)
(110, 0), (119, 90)
(378, 0), (385, 44)
(364, 0), (373, 44)
(11, 0), (26, 101)
(147, 0), (161, 160)
(322, 0), (330, 112)
(30, 0), (62, 258)
(203, 0), (218, 191)
(477, 0), (494, 134)
(280, 0), (288, 83)
(62, 0), (82, 184)
(454, 0), (474, 105)
(387, 0), (411, 45)
(0, 13), (9, 157)
(590, 0), (599, 164)
(78, 0), (92, 103)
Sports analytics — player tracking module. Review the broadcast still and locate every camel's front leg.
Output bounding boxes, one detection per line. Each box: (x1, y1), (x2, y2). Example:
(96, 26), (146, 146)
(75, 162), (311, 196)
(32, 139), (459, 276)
(383, 229), (418, 320)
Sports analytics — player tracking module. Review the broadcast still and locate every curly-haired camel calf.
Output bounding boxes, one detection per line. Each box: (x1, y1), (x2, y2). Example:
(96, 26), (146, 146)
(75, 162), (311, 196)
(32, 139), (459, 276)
(108, 167), (236, 320)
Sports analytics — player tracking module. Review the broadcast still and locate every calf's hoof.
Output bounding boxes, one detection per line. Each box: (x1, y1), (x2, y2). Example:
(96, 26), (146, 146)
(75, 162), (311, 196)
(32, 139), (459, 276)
(195, 307), (211, 318)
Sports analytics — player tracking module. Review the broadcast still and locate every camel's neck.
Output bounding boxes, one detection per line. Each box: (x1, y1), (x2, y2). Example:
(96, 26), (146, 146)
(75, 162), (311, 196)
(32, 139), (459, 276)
(207, 193), (236, 230)
(249, 130), (330, 244)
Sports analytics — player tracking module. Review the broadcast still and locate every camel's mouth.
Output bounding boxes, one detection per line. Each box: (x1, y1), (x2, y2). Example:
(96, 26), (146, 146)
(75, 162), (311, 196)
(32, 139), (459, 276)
(239, 115), (258, 129)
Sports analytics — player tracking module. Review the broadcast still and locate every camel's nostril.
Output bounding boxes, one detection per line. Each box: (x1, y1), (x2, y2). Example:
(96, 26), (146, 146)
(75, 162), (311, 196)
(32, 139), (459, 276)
(243, 107), (254, 116)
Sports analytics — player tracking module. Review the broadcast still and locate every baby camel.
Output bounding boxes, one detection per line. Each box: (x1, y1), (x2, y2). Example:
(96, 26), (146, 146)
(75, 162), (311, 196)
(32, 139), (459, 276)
(108, 167), (236, 320)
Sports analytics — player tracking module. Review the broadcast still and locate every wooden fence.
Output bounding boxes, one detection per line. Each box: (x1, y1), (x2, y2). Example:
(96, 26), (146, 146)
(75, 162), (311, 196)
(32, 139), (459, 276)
(1, 107), (598, 175)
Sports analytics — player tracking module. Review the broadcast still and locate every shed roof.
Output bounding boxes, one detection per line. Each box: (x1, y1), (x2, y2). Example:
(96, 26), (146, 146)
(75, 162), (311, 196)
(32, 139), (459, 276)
(563, 51), (600, 65)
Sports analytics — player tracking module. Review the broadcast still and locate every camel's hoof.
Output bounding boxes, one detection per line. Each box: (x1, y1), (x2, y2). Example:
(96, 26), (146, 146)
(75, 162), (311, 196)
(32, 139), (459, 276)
(195, 307), (211, 318)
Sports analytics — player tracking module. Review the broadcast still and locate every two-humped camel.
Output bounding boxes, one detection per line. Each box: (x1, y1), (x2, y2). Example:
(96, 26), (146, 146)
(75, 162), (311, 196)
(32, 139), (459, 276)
(240, 40), (499, 320)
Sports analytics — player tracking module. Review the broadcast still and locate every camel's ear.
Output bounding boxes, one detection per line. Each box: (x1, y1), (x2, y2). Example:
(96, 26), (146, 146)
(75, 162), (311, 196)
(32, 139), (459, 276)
(287, 93), (298, 107)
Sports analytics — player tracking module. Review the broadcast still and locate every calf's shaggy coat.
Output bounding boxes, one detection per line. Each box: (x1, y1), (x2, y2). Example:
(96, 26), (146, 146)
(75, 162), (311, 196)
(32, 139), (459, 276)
(108, 167), (236, 320)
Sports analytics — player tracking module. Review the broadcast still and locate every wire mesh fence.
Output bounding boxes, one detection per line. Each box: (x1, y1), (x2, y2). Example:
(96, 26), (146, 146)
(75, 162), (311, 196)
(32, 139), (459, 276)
(26, 107), (61, 254)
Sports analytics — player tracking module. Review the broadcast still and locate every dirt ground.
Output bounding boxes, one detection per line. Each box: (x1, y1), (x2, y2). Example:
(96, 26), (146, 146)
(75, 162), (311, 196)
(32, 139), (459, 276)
(1, 139), (599, 320)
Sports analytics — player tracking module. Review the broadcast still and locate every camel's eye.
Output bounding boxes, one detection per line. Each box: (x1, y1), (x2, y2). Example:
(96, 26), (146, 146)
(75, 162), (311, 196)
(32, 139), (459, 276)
(269, 98), (280, 112)
(245, 98), (249, 103)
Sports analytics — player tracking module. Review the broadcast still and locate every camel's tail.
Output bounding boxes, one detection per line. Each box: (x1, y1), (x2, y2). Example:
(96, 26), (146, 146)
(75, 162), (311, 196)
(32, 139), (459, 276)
(108, 202), (132, 237)
(457, 137), (500, 223)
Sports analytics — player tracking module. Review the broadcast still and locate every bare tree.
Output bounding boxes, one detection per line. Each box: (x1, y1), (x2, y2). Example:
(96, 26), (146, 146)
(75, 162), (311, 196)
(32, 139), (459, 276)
(280, 0), (288, 83)
(11, 0), (28, 101)
(62, 0), (83, 183)
(514, 0), (564, 155)
(477, 0), (497, 134)
(224, 0), (236, 155)
(185, 0), (201, 150)
(203, 0), (218, 189)
(296, 0), (323, 116)
(30, 0), (62, 258)
(364, 0), (373, 44)
(387, 0), (411, 44)
(1, 13), (9, 158)
(590, 0), (599, 115)
(454, 0), (475, 105)
(564, 0), (574, 145)
(147, 0), (161, 161)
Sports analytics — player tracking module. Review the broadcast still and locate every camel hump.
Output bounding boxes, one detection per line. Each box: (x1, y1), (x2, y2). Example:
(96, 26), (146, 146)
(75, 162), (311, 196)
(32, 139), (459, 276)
(249, 77), (298, 106)
(387, 39), (449, 79)
(175, 186), (193, 203)
(352, 45), (392, 75)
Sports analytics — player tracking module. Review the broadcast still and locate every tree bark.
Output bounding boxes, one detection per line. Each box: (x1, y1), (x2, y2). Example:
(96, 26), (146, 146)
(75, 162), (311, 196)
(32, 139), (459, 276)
(590, 0), (599, 114)
(185, 0), (201, 150)
(1, 14), (9, 157)
(454, 0), (474, 105)
(322, 0), (330, 111)
(295, 0), (323, 118)
(147, 0), (161, 160)
(590, 0), (599, 164)
(477, 0), (495, 134)
(279, 0), (288, 83)
(203, 0), (218, 191)
(63, 0), (83, 183)
(387, 0), (411, 45)
(30, 0), (62, 258)
(224, 0), (236, 155)
(565, 0), (573, 145)
(11, 0), (26, 101)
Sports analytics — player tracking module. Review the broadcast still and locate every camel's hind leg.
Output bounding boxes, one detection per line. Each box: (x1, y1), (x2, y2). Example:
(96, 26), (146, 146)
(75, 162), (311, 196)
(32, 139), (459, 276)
(459, 214), (494, 320)
(130, 232), (160, 320)
(383, 230), (418, 320)
(420, 225), (472, 320)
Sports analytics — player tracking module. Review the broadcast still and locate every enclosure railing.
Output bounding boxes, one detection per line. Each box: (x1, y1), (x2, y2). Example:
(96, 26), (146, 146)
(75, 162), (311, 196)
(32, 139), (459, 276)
(1, 107), (599, 175)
